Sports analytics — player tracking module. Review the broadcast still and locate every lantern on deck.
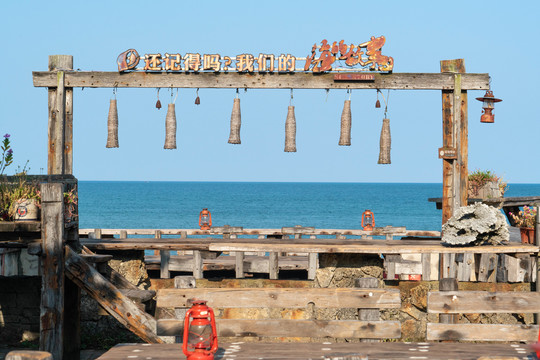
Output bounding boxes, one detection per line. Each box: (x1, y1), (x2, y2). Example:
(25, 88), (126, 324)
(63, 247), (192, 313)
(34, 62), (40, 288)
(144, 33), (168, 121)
(199, 208), (212, 230)
(182, 300), (218, 360)
(362, 210), (375, 231)
(476, 90), (502, 123)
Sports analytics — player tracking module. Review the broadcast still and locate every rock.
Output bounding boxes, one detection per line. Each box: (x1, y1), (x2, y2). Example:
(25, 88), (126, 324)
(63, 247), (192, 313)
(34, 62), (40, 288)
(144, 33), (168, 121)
(442, 203), (509, 246)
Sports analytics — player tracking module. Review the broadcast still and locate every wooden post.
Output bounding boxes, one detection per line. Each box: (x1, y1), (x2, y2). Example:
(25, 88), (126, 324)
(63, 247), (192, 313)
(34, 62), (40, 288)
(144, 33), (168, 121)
(158, 230), (170, 279)
(439, 278), (459, 324)
(269, 252), (278, 279)
(235, 251), (245, 278)
(355, 277), (380, 342)
(48, 55), (73, 175)
(193, 250), (203, 279)
(40, 183), (65, 359)
(440, 59), (468, 224)
(308, 253), (318, 280)
(531, 205), (540, 324)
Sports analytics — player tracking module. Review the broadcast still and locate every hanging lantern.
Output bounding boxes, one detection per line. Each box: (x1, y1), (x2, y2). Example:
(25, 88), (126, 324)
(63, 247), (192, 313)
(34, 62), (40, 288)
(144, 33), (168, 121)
(228, 93), (241, 144)
(164, 103), (177, 149)
(284, 106), (297, 152)
(475, 90), (502, 123)
(106, 98), (119, 148)
(362, 210), (375, 231)
(199, 208), (212, 230)
(378, 118), (391, 164)
(182, 300), (218, 360)
(338, 99), (352, 146)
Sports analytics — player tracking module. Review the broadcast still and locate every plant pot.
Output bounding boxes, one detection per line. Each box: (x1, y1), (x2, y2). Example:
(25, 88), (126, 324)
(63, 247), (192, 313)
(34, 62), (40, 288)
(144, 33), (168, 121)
(468, 180), (502, 199)
(520, 227), (536, 244)
(12, 198), (40, 221)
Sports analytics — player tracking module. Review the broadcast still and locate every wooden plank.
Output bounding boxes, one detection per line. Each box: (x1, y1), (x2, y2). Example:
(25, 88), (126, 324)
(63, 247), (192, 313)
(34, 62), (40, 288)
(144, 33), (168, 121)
(428, 291), (540, 313)
(308, 253), (318, 280)
(356, 278), (380, 343)
(157, 319), (401, 339)
(193, 250), (203, 279)
(477, 253), (498, 282)
(33, 71), (490, 90)
(5, 350), (53, 360)
(235, 251), (244, 279)
(456, 253), (473, 281)
(427, 323), (538, 342)
(156, 288), (401, 309)
(64, 246), (163, 343)
(438, 278), (458, 324)
(208, 241), (538, 254)
(39, 183), (65, 359)
(269, 252), (278, 279)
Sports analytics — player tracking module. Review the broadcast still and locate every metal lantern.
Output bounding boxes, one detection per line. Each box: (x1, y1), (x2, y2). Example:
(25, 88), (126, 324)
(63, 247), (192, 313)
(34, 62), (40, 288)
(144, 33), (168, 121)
(182, 300), (218, 360)
(199, 208), (212, 230)
(475, 90), (502, 123)
(362, 210), (375, 231)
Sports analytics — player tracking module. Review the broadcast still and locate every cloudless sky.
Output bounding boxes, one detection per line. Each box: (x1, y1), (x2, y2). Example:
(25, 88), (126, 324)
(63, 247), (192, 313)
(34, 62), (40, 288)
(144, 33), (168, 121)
(1, 0), (539, 183)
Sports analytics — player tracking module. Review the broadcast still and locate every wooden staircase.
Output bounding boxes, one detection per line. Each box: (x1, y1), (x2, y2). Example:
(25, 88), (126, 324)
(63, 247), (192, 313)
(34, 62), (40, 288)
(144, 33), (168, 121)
(64, 246), (163, 343)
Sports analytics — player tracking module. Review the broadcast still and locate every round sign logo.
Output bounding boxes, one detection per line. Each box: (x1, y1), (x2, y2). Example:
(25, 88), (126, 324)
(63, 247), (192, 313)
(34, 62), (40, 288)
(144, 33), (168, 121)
(17, 206), (28, 217)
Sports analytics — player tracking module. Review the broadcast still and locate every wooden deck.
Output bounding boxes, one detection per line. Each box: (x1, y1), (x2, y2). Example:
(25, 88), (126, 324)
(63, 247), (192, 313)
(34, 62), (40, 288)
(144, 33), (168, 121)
(96, 342), (536, 359)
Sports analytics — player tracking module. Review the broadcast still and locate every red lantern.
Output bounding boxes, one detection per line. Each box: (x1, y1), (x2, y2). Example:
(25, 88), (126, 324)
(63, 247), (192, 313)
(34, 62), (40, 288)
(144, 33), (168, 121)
(199, 208), (212, 230)
(362, 210), (375, 231)
(182, 300), (218, 360)
(476, 90), (502, 123)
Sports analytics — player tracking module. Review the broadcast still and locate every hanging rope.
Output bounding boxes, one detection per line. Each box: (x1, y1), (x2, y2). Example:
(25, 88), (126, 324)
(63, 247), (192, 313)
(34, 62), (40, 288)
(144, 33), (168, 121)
(228, 89), (241, 144)
(339, 89), (352, 146)
(285, 89), (297, 152)
(106, 87), (119, 148)
(164, 88), (177, 149)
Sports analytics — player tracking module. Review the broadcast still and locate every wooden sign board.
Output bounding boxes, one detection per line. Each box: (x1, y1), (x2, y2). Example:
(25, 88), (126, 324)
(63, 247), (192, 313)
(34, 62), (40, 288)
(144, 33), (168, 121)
(438, 147), (457, 160)
(334, 74), (375, 81)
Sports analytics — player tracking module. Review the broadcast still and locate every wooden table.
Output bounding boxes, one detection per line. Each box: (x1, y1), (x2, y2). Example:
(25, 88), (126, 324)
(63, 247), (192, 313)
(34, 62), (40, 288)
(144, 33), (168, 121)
(96, 342), (536, 359)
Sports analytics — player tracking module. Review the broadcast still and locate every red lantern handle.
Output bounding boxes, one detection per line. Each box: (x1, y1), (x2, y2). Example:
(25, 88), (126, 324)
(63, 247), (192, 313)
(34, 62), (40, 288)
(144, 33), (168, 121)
(208, 212), (212, 227)
(182, 308), (194, 356)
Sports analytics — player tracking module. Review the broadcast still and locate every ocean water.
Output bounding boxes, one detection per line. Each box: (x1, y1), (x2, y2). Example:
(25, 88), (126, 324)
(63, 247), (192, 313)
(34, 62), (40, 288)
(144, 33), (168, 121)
(78, 182), (540, 232)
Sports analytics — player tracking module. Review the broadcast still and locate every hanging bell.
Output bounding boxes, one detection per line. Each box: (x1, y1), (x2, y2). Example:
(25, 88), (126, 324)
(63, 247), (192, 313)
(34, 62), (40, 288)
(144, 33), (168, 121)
(164, 103), (177, 149)
(156, 99), (162, 109)
(338, 100), (352, 146)
(378, 118), (391, 164)
(106, 99), (119, 148)
(375, 99), (381, 108)
(195, 96), (200, 105)
(228, 98), (241, 144)
(284, 105), (297, 152)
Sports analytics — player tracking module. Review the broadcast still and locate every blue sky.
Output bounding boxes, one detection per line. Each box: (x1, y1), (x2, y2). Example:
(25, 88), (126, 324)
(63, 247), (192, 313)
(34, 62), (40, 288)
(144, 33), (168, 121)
(1, 0), (539, 183)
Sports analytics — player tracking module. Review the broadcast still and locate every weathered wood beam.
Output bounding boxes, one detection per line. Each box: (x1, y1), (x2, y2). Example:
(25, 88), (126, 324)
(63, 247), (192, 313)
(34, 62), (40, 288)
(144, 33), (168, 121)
(157, 319), (401, 339)
(427, 323), (539, 342)
(33, 71), (490, 90)
(64, 246), (163, 343)
(428, 291), (540, 313)
(40, 183), (65, 359)
(157, 288), (401, 309)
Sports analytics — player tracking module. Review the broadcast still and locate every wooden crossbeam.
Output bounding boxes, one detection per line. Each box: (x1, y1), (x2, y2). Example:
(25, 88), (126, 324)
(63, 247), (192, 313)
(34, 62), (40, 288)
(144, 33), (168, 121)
(156, 288), (401, 309)
(427, 323), (539, 342)
(64, 246), (163, 343)
(32, 71), (490, 90)
(157, 319), (401, 339)
(428, 291), (540, 313)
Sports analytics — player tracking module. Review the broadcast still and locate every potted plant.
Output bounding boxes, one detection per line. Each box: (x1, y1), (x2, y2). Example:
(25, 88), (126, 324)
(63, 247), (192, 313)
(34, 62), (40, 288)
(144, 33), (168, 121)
(510, 206), (537, 244)
(468, 169), (508, 199)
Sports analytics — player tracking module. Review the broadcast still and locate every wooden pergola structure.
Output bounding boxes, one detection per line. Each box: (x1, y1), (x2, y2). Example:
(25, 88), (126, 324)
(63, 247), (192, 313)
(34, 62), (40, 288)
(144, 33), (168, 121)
(31, 55), (490, 359)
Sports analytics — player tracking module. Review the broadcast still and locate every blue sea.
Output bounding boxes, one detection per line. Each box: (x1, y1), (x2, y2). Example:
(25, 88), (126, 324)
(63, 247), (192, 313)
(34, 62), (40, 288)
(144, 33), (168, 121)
(77, 182), (540, 232)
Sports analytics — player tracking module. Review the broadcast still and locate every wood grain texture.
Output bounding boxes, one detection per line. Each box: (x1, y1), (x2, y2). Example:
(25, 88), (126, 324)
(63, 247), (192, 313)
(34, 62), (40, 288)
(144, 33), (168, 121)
(33, 71), (490, 90)
(427, 323), (539, 341)
(156, 288), (401, 309)
(64, 247), (163, 343)
(428, 291), (540, 313)
(157, 319), (401, 339)
(39, 183), (65, 359)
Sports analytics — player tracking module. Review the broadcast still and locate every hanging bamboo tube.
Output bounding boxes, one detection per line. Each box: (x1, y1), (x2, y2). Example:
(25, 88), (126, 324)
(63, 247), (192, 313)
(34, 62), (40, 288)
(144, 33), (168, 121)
(338, 100), (352, 146)
(106, 99), (119, 148)
(284, 105), (296, 152)
(228, 98), (241, 144)
(378, 118), (391, 164)
(164, 103), (177, 149)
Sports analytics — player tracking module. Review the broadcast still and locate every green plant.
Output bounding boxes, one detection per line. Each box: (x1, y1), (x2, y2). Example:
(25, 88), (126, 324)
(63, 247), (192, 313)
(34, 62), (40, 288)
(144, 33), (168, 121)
(64, 185), (78, 221)
(468, 169), (508, 197)
(510, 206), (537, 228)
(0, 163), (40, 221)
(0, 133), (13, 175)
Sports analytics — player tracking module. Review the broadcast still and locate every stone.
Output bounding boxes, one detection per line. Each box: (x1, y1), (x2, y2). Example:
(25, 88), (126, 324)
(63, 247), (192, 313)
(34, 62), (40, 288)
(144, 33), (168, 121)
(442, 203), (509, 246)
